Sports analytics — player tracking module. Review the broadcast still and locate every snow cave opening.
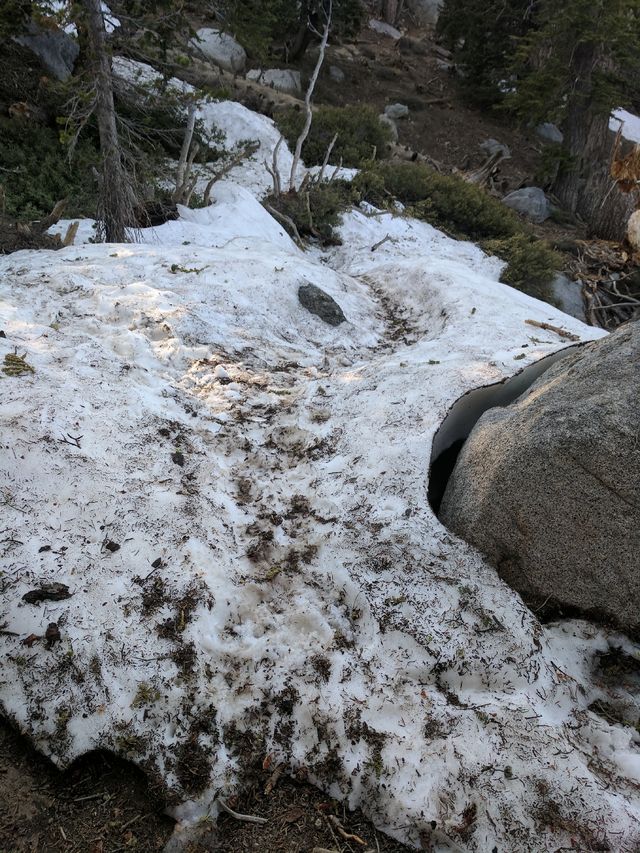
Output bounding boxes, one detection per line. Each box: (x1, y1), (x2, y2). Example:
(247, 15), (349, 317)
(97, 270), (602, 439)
(428, 347), (579, 518)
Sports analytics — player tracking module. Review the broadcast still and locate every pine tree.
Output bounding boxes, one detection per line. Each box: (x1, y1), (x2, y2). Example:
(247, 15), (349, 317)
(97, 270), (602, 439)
(507, 0), (640, 239)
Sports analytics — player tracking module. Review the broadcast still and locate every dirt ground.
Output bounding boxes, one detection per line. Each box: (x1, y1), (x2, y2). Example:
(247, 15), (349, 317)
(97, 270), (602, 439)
(0, 716), (413, 853)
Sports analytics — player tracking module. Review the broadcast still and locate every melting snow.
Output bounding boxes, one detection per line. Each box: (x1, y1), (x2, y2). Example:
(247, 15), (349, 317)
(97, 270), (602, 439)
(1, 98), (639, 853)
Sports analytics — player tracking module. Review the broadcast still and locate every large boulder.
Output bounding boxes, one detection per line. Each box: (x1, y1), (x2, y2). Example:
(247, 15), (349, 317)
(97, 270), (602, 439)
(440, 323), (640, 635)
(246, 68), (302, 96)
(190, 28), (246, 73)
(14, 21), (79, 81)
(502, 186), (552, 223)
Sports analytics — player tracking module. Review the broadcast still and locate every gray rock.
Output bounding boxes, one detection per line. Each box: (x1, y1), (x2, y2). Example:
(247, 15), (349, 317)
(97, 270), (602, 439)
(385, 102), (410, 120)
(536, 122), (564, 145)
(379, 113), (399, 141)
(550, 273), (587, 322)
(440, 323), (640, 634)
(246, 68), (302, 95)
(298, 284), (346, 326)
(14, 21), (79, 81)
(369, 19), (402, 39)
(190, 28), (246, 73)
(480, 138), (511, 159)
(502, 187), (552, 223)
(406, 0), (442, 26)
(329, 65), (346, 83)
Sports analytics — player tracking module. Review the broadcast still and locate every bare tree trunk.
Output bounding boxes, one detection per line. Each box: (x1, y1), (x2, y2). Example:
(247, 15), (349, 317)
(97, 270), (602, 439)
(553, 39), (635, 241)
(83, 0), (136, 242)
(382, 0), (399, 25)
(289, 0), (332, 191)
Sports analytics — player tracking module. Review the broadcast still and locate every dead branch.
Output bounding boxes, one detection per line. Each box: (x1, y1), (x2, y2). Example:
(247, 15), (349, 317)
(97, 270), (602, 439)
(327, 814), (367, 846)
(218, 798), (267, 825)
(38, 199), (68, 232)
(525, 319), (580, 341)
(265, 136), (285, 198)
(316, 132), (339, 183)
(265, 204), (305, 249)
(289, 0), (332, 190)
(62, 221), (80, 247)
(462, 149), (508, 188)
(203, 142), (260, 205)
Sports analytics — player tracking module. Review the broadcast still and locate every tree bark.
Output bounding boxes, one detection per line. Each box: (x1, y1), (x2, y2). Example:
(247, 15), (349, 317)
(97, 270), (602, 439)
(83, 0), (135, 242)
(382, 0), (399, 25)
(554, 39), (635, 241)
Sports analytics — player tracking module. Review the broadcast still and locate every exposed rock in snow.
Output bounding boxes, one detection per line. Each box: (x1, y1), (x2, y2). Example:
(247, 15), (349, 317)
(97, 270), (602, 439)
(536, 122), (564, 144)
(246, 68), (302, 96)
(14, 20), (79, 81)
(189, 28), (247, 73)
(502, 186), (552, 223)
(369, 19), (402, 39)
(441, 323), (640, 634)
(2, 101), (639, 853)
(298, 283), (347, 326)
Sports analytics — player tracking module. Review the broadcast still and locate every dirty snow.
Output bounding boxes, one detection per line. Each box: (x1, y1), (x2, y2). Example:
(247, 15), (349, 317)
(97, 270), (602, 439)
(2, 100), (640, 853)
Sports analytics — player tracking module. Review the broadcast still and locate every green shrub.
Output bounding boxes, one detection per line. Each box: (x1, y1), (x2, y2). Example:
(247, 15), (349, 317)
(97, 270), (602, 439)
(354, 162), (522, 240)
(0, 117), (99, 221)
(354, 162), (562, 297)
(275, 105), (393, 169)
(263, 180), (354, 243)
(481, 233), (562, 296)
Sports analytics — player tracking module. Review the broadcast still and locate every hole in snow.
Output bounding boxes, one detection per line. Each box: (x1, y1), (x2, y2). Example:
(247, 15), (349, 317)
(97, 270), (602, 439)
(427, 347), (579, 517)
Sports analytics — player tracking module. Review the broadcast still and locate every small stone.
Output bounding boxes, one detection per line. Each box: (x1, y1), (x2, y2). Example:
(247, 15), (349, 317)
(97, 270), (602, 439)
(329, 65), (345, 83)
(502, 187), (552, 223)
(298, 284), (346, 327)
(384, 102), (410, 120)
(536, 122), (564, 144)
(369, 18), (402, 39)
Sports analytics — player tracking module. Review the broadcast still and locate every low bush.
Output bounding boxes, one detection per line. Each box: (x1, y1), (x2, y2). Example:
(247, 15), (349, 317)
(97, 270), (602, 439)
(275, 105), (393, 169)
(0, 117), (99, 221)
(481, 234), (562, 296)
(353, 162), (522, 240)
(263, 179), (354, 243)
(354, 162), (562, 294)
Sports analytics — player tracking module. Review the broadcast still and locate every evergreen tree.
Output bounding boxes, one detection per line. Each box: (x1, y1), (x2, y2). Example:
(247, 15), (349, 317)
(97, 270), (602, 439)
(508, 0), (640, 239)
(436, 0), (534, 108)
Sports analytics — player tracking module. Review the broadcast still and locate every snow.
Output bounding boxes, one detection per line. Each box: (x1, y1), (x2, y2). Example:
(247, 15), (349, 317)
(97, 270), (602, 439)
(610, 108), (640, 143)
(2, 99), (640, 853)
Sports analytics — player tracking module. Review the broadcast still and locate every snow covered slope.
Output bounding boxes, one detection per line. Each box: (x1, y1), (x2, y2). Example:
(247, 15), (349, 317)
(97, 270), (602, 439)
(2, 114), (639, 853)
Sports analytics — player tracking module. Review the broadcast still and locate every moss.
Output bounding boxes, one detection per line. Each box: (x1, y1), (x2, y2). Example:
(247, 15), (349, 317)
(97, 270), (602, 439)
(275, 105), (393, 168)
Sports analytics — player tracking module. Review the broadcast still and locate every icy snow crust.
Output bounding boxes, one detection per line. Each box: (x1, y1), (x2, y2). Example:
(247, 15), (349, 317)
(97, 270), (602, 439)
(2, 98), (640, 853)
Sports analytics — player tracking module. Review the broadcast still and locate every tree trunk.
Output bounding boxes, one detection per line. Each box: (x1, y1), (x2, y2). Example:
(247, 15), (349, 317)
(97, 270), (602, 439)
(382, 0), (399, 25)
(83, 0), (135, 242)
(554, 39), (634, 241)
